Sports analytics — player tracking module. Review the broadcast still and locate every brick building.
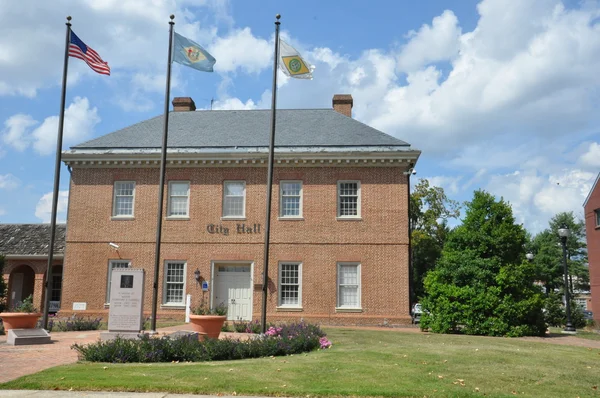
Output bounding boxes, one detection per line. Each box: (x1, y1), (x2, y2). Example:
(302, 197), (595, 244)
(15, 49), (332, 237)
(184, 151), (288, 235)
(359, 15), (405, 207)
(584, 172), (600, 322)
(59, 94), (420, 326)
(0, 224), (66, 313)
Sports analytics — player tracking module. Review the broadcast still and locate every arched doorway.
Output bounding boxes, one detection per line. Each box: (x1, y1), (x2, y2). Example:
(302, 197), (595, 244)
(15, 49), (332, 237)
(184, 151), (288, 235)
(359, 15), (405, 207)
(8, 265), (35, 309)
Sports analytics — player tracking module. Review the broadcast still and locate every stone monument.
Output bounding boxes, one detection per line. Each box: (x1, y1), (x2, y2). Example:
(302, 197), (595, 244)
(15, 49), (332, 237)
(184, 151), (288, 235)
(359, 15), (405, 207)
(101, 268), (145, 341)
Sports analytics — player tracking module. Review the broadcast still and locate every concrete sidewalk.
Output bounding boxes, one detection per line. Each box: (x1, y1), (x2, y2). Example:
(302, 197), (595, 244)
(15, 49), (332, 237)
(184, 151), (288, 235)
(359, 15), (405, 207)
(0, 391), (273, 397)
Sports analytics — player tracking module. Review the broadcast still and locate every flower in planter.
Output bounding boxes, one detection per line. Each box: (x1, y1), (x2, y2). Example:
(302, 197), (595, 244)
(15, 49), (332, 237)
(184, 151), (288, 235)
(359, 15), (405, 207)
(11, 295), (37, 313)
(191, 297), (227, 316)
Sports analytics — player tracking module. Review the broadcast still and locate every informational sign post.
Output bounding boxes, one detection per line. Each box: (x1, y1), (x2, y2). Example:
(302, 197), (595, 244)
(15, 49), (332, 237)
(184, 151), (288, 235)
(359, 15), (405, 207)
(107, 268), (145, 333)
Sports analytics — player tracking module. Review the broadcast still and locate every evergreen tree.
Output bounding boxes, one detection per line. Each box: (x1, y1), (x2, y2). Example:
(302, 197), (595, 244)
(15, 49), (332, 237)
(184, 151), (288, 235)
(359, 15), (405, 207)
(421, 190), (546, 337)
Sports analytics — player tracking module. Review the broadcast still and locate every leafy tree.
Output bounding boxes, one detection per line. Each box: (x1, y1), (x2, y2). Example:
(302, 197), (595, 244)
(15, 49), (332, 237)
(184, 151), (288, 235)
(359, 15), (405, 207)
(531, 212), (589, 295)
(0, 255), (6, 313)
(410, 179), (460, 302)
(420, 190), (546, 337)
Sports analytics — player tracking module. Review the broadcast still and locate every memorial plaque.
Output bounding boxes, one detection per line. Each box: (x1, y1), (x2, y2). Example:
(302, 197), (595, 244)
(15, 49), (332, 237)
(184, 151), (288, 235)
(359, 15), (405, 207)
(7, 328), (51, 345)
(107, 268), (144, 332)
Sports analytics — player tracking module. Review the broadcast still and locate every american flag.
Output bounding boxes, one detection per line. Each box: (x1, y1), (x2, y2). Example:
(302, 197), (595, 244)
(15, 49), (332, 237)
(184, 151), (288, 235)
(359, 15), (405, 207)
(69, 31), (110, 75)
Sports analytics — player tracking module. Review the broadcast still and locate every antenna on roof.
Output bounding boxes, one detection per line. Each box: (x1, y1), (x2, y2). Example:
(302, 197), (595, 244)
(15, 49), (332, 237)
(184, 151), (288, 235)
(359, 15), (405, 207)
(210, 98), (214, 110)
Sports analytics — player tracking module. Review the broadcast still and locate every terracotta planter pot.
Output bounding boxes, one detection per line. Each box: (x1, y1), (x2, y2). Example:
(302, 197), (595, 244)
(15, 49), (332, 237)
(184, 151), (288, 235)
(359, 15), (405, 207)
(0, 312), (42, 331)
(188, 315), (226, 339)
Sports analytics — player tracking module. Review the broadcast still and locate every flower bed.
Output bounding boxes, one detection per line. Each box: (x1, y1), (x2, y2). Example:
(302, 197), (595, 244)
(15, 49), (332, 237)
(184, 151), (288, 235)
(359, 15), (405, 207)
(73, 322), (331, 363)
(47, 316), (103, 332)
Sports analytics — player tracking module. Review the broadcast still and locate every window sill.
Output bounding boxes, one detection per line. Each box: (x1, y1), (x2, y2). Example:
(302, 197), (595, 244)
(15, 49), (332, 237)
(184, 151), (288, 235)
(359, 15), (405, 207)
(276, 306), (303, 312)
(220, 217), (246, 221)
(160, 304), (186, 310)
(166, 217), (190, 221)
(336, 217), (362, 221)
(111, 216), (135, 221)
(335, 307), (363, 313)
(277, 217), (304, 221)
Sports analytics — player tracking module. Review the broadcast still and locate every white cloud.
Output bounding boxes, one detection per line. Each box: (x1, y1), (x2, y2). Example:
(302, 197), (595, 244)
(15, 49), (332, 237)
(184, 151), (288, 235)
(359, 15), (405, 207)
(1, 97), (100, 155)
(0, 207), (5, 217)
(210, 27), (272, 74)
(580, 142), (600, 168)
(35, 190), (69, 223)
(397, 10), (461, 72)
(423, 175), (463, 195)
(2, 114), (37, 151)
(0, 174), (20, 190)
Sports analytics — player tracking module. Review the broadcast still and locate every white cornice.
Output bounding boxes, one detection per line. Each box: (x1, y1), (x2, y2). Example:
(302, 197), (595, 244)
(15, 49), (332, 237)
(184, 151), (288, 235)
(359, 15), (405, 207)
(62, 147), (421, 168)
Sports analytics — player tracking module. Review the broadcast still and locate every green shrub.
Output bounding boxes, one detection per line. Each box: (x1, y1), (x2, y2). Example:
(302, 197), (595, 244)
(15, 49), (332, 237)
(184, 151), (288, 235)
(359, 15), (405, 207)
(233, 319), (267, 333)
(12, 295), (37, 313)
(73, 322), (328, 363)
(48, 316), (103, 332)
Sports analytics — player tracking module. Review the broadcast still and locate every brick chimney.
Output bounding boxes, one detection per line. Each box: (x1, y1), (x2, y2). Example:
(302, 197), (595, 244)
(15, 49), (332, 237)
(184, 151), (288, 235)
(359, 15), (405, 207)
(172, 97), (196, 112)
(332, 94), (353, 117)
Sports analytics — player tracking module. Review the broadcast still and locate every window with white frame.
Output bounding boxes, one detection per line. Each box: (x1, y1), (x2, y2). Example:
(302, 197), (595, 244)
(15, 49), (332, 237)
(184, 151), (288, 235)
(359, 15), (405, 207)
(337, 263), (361, 308)
(113, 181), (135, 217)
(280, 181), (302, 217)
(168, 181), (190, 217)
(223, 181), (246, 218)
(337, 181), (360, 218)
(164, 261), (186, 305)
(106, 260), (131, 303)
(278, 262), (302, 307)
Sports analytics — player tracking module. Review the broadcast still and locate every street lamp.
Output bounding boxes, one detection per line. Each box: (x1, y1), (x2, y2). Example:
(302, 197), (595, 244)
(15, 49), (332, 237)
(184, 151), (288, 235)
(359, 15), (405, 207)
(558, 224), (576, 333)
(526, 252), (534, 262)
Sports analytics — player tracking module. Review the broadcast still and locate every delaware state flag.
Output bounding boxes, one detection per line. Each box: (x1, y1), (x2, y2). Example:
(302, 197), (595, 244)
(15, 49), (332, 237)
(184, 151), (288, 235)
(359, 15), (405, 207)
(172, 32), (216, 72)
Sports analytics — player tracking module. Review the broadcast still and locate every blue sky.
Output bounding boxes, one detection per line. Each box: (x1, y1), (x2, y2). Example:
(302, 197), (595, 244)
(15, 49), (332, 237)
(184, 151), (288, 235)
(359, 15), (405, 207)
(0, 0), (599, 233)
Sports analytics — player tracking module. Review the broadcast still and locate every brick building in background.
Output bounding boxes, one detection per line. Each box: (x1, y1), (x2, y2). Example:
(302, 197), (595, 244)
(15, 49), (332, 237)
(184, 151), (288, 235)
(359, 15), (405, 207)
(584, 173), (600, 322)
(0, 224), (65, 313)
(59, 94), (420, 326)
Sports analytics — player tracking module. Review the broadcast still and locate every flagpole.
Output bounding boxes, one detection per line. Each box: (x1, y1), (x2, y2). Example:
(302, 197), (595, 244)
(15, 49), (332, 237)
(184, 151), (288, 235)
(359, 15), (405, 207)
(42, 16), (72, 330)
(261, 14), (281, 334)
(150, 14), (175, 333)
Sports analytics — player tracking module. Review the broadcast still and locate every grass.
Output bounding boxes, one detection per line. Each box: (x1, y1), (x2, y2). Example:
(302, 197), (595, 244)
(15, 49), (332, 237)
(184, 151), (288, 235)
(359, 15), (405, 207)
(548, 327), (600, 341)
(2, 328), (600, 397)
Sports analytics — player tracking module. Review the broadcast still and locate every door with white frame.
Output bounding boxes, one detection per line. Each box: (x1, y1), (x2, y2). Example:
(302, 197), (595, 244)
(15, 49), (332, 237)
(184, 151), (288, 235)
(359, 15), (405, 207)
(213, 262), (253, 321)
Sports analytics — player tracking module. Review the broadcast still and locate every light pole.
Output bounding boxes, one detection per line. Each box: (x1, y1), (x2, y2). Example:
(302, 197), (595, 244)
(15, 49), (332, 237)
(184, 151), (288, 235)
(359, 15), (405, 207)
(526, 252), (534, 262)
(558, 224), (576, 333)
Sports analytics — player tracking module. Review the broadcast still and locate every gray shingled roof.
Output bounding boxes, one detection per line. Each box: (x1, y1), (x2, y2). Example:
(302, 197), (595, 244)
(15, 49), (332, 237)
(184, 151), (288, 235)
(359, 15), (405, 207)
(73, 109), (410, 149)
(0, 224), (66, 256)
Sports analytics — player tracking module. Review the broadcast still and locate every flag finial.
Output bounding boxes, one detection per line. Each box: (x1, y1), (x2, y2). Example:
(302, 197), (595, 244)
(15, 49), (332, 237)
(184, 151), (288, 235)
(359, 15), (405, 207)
(170, 14), (175, 25)
(275, 14), (281, 25)
(66, 16), (72, 26)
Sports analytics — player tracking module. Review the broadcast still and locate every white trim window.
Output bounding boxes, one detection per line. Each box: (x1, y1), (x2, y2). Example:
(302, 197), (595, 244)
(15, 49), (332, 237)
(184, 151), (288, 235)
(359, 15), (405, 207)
(106, 260), (131, 303)
(163, 261), (187, 305)
(280, 181), (303, 218)
(278, 262), (302, 307)
(223, 181), (246, 218)
(337, 181), (361, 218)
(113, 181), (135, 217)
(168, 181), (190, 218)
(337, 263), (361, 309)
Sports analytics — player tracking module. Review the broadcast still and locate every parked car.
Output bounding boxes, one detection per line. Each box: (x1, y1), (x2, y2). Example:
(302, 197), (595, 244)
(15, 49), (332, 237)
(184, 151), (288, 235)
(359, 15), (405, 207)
(411, 303), (423, 324)
(583, 311), (593, 321)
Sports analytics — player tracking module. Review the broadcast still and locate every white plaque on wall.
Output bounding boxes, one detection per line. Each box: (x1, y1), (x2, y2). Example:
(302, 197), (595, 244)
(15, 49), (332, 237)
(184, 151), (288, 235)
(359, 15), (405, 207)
(107, 268), (145, 332)
(73, 302), (87, 311)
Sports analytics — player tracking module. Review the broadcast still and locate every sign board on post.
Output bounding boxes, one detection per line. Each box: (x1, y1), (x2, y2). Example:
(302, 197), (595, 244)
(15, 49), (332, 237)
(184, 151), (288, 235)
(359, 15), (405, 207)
(201, 280), (209, 292)
(106, 268), (145, 334)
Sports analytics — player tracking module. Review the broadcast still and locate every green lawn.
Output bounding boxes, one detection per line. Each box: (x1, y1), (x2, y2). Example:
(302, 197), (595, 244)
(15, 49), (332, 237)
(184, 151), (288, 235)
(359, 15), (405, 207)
(548, 327), (600, 341)
(2, 328), (599, 398)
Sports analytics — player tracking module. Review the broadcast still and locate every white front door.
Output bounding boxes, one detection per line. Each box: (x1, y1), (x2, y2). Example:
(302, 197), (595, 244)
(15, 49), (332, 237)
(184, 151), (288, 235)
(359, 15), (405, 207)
(10, 273), (24, 304)
(213, 263), (252, 321)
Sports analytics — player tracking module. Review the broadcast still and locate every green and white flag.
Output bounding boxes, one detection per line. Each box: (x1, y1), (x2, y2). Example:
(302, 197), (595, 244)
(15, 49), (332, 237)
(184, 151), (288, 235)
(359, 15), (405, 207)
(279, 39), (314, 79)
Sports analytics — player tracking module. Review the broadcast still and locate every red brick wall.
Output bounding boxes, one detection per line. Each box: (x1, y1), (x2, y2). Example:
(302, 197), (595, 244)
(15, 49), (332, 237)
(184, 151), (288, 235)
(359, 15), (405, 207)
(584, 181), (600, 321)
(3, 259), (62, 312)
(61, 165), (410, 326)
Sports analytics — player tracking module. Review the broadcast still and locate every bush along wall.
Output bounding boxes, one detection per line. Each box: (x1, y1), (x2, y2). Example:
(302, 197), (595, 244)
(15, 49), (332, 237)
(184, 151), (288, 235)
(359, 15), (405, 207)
(73, 322), (332, 363)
